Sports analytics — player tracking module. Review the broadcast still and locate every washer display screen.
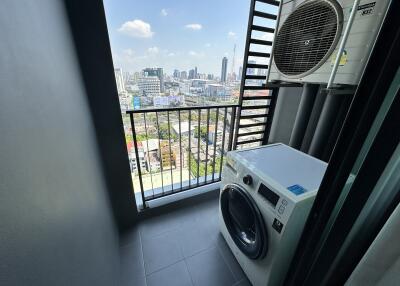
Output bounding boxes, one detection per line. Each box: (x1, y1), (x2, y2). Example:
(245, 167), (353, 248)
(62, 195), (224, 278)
(258, 184), (280, 207)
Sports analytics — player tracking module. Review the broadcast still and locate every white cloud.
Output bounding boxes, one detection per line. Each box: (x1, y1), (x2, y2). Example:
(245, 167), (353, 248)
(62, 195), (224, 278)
(122, 48), (135, 57)
(185, 24), (202, 30)
(118, 19), (154, 38)
(205, 43), (211, 48)
(161, 9), (168, 16)
(188, 51), (205, 57)
(168, 52), (175, 57)
(228, 31), (236, 39)
(147, 46), (159, 54)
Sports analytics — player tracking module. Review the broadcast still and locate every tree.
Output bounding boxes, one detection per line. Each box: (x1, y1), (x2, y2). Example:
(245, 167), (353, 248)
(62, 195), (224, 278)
(158, 123), (178, 141)
(189, 154), (222, 178)
(193, 126), (208, 140)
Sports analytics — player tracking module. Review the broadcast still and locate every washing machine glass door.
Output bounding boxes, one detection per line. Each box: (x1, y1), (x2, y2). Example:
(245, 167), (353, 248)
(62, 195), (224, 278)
(221, 184), (268, 260)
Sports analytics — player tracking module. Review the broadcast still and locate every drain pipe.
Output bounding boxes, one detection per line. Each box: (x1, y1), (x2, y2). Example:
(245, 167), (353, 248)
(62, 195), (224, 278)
(327, 0), (360, 89)
(289, 84), (319, 149)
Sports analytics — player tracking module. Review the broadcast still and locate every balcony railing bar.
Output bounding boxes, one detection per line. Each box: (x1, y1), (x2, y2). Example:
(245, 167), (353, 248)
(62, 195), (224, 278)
(129, 113), (146, 206)
(143, 113), (154, 195)
(188, 110), (192, 189)
(197, 109), (201, 186)
(219, 107), (228, 180)
(178, 110), (183, 190)
(126, 104), (239, 114)
(204, 109), (210, 183)
(228, 107), (237, 152)
(212, 108), (220, 181)
(155, 112), (165, 195)
(167, 111), (174, 191)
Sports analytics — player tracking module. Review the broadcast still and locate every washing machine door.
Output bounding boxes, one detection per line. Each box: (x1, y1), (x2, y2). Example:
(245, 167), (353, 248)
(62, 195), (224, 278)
(220, 184), (268, 260)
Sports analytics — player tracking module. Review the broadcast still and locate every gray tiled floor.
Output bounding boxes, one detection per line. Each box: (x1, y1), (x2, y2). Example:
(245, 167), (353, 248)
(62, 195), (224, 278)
(120, 196), (251, 286)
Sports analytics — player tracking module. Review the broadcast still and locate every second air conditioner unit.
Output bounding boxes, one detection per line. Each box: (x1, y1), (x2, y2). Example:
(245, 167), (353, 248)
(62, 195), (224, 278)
(268, 0), (390, 85)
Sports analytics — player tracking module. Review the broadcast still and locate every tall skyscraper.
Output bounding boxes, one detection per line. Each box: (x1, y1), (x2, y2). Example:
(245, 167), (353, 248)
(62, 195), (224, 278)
(230, 44), (236, 80)
(221, 57), (228, 83)
(143, 68), (164, 92)
(188, 69), (195, 79)
(173, 69), (180, 78)
(194, 67), (198, 79)
(180, 71), (188, 79)
(238, 66), (243, 81)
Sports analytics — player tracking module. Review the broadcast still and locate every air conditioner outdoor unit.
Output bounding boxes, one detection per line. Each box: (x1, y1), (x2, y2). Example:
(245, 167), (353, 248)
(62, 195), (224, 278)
(269, 0), (390, 85)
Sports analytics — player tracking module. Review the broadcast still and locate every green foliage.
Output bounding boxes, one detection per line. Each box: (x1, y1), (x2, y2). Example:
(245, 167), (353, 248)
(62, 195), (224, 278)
(193, 126), (208, 140)
(189, 153), (222, 178)
(136, 134), (149, 142)
(158, 123), (178, 141)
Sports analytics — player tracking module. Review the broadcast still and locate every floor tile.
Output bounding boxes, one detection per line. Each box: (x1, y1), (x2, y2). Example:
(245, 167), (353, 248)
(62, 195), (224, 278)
(142, 230), (183, 274)
(186, 247), (236, 286)
(146, 261), (192, 286)
(121, 270), (146, 286)
(194, 200), (219, 220)
(178, 225), (217, 258)
(177, 206), (202, 229)
(120, 242), (146, 286)
(140, 213), (182, 239)
(216, 234), (246, 282)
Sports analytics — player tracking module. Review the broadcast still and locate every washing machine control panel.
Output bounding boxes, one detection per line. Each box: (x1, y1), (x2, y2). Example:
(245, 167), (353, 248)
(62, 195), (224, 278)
(258, 183), (280, 208)
(277, 199), (288, 215)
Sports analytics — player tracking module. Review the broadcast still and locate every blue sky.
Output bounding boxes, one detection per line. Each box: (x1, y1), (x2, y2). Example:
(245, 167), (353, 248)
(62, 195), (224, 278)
(103, 0), (251, 75)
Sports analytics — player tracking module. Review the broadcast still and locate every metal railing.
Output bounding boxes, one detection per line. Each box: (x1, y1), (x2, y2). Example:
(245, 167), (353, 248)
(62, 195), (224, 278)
(126, 104), (239, 209)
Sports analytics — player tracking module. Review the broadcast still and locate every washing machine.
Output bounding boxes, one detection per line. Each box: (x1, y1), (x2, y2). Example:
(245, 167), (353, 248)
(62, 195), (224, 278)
(219, 143), (328, 286)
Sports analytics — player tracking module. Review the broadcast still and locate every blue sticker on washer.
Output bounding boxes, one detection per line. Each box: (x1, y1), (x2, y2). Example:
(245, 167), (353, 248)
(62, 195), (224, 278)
(287, 184), (306, 195)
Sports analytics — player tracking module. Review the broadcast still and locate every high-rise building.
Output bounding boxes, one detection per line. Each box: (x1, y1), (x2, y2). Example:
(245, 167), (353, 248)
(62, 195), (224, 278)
(143, 68), (164, 92)
(221, 57), (228, 83)
(194, 67), (198, 79)
(188, 69), (195, 80)
(114, 68), (125, 94)
(173, 69), (180, 78)
(180, 71), (188, 79)
(207, 74), (214, 80)
(133, 72), (141, 83)
(238, 66), (243, 81)
(138, 76), (160, 97)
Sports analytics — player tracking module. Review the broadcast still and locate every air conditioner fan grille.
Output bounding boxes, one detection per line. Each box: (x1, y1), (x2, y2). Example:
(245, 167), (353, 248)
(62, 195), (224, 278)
(273, 0), (343, 77)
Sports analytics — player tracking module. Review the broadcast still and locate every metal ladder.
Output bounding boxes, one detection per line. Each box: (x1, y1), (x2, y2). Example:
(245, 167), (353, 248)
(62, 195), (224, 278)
(233, 0), (281, 149)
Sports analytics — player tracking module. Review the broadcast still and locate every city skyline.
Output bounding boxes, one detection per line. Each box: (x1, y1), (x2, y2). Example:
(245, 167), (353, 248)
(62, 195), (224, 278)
(103, 0), (250, 75)
(114, 61), (242, 80)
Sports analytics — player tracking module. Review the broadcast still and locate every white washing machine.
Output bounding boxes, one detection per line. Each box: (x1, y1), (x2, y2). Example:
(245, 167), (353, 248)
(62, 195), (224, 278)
(219, 143), (328, 286)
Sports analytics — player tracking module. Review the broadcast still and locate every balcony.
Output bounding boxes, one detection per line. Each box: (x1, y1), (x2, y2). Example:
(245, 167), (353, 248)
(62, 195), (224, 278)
(3, 0), (399, 285)
(125, 100), (276, 209)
